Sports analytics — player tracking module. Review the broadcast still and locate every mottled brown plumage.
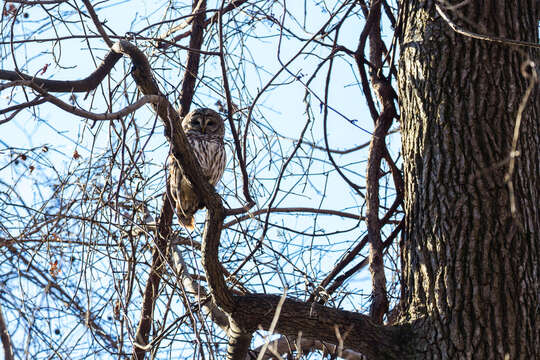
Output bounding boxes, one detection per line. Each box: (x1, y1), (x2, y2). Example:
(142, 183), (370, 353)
(168, 108), (226, 230)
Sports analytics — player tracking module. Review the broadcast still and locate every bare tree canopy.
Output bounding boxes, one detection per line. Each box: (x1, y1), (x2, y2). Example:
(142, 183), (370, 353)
(0, 0), (538, 359)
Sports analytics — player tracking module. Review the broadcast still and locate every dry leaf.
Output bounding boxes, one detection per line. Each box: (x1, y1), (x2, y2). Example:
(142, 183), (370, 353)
(49, 260), (61, 277)
(113, 300), (121, 320)
(40, 63), (50, 75)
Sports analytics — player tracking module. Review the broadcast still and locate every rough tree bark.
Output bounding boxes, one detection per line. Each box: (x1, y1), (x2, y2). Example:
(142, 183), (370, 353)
(398, 0), (540, 358)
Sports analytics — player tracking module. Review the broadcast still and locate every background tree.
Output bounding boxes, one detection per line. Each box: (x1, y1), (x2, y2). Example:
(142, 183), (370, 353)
(0, 0), (538, 359)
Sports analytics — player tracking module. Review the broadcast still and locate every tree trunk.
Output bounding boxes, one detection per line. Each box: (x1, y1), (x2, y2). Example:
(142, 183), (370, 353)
(398, 0), (540, 358)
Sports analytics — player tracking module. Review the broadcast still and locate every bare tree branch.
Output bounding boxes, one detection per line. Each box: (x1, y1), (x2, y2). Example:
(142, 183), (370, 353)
(224, 207), (381, 228)
(2, 82), (161, 120)
(231, 294), (406, 360)
(6, 0), (67, 4)
(365, 0), (397, 324)
(308, 197), (402, 304)
(218, 0), (255, 211)
(0, 51), (122, 92)
(157, 0), (249, 50)
(4, 243), (120, 352)
(178, 0), (207, 116)
(0, 303), (14, 360)
(132, 199), (174, 360)
(82, 0), (114, 48)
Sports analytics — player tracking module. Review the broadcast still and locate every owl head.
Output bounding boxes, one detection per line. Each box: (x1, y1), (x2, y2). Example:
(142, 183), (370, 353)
(182, 108), (225, 138)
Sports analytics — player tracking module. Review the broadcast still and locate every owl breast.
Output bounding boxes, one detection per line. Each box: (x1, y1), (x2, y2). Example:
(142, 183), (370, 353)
(187, 135), (226, 186)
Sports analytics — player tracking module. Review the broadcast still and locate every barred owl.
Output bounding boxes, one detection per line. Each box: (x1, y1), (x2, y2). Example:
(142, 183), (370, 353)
(168, 108), (226, 230)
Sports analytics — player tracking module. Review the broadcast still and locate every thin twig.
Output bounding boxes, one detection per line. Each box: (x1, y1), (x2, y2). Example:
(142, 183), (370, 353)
(435, 3), (540, 49)
(256, 290), (288, 360)
(223, 207), (373, 227)
(505, 60), (537, 218)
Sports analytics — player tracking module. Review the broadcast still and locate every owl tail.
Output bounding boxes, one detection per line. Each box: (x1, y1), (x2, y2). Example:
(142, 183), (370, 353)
(178, 215), (196, 231)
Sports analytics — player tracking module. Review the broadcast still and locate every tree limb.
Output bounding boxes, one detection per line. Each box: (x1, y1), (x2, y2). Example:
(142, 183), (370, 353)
(365, 0), (396, 324)
(0, 51), (122, 93)
(82, 0), (114, 48)
(109, 9), (237, 356)
(106, 33), (231, 360)
(308, 197), (402, 304)
(231, 294), (407, 360)
(0, 303), (14, 360)
(178, 0), (207, 116)
(223, 207), (377, 228)
(1, 82), (161, 120)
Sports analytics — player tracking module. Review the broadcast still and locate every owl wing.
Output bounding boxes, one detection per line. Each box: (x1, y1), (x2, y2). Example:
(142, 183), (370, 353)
(167, 154), (200, 230)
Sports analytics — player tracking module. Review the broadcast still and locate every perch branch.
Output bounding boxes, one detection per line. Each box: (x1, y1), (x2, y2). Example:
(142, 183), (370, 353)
(109, 32), (232, 360)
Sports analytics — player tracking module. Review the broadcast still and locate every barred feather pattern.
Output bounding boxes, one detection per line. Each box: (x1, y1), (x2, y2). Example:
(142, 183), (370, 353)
(187, 134), (226, 185)
(168, 108), (226, 230)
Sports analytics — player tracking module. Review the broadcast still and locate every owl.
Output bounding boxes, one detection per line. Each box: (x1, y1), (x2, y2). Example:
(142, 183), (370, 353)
(168, 108), (226, 230)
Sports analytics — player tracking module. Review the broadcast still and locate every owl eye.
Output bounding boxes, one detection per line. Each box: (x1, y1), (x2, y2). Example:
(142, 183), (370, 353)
(207, 121), (215, 126)
(191, 119), (199, 126)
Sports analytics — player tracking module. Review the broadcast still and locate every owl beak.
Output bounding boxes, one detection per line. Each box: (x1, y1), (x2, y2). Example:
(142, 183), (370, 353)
(200, 117), (208, 134)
